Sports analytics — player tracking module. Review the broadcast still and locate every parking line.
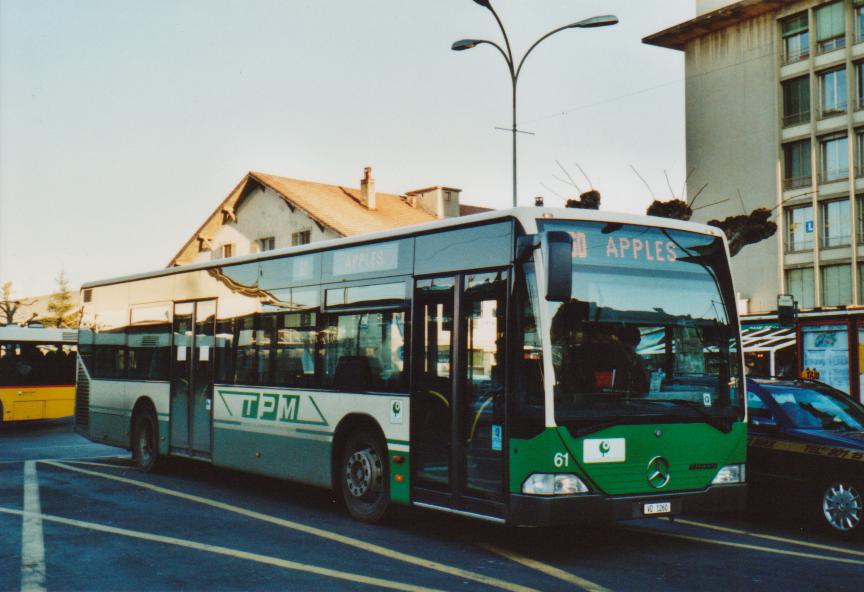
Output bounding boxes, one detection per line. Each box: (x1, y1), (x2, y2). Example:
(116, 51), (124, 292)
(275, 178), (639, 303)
(623, 526), (864, 566)
(479, 544), (611, 592)
(675, 518), (864, 558)
(43, 461), (537, 592)
(20, 461), (46, 592)
(0, 507), (440, 592)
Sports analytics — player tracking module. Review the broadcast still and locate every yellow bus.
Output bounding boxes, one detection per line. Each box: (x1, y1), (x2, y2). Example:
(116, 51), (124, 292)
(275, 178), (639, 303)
(0, 325), (77, 423)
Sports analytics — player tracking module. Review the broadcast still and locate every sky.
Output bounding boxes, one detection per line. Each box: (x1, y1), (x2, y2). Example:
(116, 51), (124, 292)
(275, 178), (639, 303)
(0, 0), (694, 297)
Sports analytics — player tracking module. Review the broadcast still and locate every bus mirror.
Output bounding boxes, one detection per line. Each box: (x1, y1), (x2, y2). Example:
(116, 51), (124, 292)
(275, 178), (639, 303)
(542, 231), (573, 302)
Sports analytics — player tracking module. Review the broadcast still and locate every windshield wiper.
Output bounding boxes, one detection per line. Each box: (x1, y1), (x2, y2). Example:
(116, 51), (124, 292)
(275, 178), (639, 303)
(642, 399), (734, 433)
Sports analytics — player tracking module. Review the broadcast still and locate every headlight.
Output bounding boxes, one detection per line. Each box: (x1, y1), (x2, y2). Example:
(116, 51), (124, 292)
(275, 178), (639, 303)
(711, 464), (745, 484)
(522, 473), (590, 495)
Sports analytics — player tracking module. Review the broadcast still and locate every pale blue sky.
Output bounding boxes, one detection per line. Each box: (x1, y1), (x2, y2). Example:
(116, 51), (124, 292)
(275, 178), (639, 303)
(0, 0), (693, 296)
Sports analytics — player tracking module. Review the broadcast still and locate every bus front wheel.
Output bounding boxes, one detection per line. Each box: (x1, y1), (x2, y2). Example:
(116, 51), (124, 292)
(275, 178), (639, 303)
(340, 429), (389, 523)
(132, 407), (160, 472)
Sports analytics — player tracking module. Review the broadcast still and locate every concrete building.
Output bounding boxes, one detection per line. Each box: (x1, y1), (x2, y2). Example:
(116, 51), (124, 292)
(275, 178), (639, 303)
(169, 167), (488, 267)
(645, 0), (864, 398)
(645, 0), (864, 313)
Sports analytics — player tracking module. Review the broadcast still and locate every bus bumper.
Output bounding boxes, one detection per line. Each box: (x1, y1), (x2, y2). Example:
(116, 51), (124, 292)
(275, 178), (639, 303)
(508, 484), (747, 527)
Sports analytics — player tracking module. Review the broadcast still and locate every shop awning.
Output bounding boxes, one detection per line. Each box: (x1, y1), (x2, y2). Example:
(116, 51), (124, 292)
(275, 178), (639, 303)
(741, 326), (796, 354)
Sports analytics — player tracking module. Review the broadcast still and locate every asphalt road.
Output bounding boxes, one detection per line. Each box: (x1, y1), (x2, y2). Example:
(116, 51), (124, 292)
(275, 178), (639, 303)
(1, 419), (862, 591)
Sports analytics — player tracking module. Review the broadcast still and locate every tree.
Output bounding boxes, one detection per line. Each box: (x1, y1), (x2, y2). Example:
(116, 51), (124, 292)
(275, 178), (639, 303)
(646, 199), (692, 221)
(0, 282), (33, 325)
(707, 208), (777, 257)
(42, 272), (79, 328)
(565, 189), (601, 210)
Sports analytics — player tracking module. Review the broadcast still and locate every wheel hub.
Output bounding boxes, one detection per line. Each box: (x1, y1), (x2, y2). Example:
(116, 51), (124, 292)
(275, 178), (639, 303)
(345, 448), (382, 499)
(823, 483), (862, 532)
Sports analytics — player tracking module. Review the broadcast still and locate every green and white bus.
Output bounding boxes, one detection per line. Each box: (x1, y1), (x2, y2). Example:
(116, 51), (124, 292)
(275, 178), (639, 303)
(75, 208), (746, 524)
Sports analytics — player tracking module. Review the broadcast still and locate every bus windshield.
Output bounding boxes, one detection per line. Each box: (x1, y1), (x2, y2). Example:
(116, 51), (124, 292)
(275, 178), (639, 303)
(535, 220), (743, 434)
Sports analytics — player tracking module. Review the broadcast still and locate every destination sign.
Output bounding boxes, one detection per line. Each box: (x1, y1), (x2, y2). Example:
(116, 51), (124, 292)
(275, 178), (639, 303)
(539, 220), (718, 272)
(332, 242), (399, 276)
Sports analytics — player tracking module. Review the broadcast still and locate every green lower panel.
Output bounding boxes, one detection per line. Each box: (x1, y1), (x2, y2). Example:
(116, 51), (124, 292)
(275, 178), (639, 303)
(89, 410), (129, 449)
(389, 452), (410, 505)
(510, 422), (746, 495)
(158, 419), (170, 455)
(213, 426), (332, 489)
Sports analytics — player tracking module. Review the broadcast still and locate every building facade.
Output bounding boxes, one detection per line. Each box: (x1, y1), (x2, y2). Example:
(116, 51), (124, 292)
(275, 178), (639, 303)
(646, 0), (864, 314)
(646, 0), (864, 400)
(170, 167), (485, 267)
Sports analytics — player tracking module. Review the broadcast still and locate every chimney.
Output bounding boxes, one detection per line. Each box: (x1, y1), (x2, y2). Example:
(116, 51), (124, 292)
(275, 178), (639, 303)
(406, 186), (461, 219)
(360, 166), (376, 210)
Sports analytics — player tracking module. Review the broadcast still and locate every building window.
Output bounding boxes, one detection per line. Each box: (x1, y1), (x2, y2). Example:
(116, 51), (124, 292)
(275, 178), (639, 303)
(822, 264), (852, 306)
(783, 76), (811, 126)
(786, 267), (815, 308)
(858, 63), (864, 109)
(821, 199), (851, 247)
(222, 243), (234, 258)
(291, 230), (311, 246)
(819, 67), (847, 116)
(856, 0), (864, 42)
(782, 12), (810, 63)
(857, 131), (864, 176)
(858, 195), (864, 242)
(821, 134), (849, 182)
(258, 237), (275, 252)
(786, 205), (814, 252)
(816, 2), (846, 54)
(784, 139), (812, 188)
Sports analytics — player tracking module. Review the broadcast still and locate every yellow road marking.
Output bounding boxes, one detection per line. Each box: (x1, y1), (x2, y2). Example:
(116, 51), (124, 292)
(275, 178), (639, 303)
(0, 507), (440, 592)
(21, 461), (46, 592)
(43, 461), (537, 592)
(480, 544), (612, 592)
(623, 526), (864, 566)
(675, 518), (864, 558)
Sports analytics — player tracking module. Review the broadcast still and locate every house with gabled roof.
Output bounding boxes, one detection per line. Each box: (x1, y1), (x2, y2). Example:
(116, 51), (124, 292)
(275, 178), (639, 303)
(169, 167), (489, 267)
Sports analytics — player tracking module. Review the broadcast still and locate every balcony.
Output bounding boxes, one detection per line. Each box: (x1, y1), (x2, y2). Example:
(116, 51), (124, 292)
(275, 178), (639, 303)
(821, 168), (849, 183)
(784, 175), (812, 190)
(783, 110), (810, 127)
(783, 46), (811, 65)
(819, 100), (848, 119)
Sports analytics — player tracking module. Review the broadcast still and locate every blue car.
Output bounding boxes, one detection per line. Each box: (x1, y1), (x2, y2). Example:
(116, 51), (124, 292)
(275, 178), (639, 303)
(746, 378), (864, 536)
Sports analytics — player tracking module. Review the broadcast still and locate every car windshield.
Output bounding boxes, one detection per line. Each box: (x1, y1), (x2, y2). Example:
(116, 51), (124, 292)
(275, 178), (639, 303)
(535, 220), (743, 434)
(763, 384), (864, 430)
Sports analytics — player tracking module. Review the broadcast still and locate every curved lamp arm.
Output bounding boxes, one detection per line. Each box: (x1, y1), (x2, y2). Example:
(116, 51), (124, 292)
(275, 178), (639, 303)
(451, 39), (515, 79)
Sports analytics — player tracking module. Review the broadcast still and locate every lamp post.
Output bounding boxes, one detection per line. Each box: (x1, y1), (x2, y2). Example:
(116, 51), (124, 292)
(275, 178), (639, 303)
(452, 1), (618, 207)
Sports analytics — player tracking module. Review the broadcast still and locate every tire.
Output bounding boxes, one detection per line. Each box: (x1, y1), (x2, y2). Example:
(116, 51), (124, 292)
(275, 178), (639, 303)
(340, 429), (389, 523)
(132, 407), (160, 472)
(818, 479), (862, 536)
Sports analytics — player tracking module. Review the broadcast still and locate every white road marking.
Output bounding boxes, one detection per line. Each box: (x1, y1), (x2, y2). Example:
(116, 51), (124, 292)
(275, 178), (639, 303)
(44, 461), (537, 592)
(480, 543), (612, 592)
(624, 526), (864, 566)
(0, 506), (441, 592)
(675, 518), (864, 558)
(20, 461), (46, 592)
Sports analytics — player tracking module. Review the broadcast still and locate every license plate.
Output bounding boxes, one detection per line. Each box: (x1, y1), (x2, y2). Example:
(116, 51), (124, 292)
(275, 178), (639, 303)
(643, 502), (671, 515)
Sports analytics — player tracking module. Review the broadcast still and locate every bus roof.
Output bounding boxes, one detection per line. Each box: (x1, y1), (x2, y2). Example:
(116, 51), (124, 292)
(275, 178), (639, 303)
(0, 326), (78, 343)
(81, 207), (728, 290)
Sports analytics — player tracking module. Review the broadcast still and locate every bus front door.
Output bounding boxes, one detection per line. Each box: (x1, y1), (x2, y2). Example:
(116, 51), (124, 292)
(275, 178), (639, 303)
(170, 300), (216, 457)
(412, 271), (508, 519)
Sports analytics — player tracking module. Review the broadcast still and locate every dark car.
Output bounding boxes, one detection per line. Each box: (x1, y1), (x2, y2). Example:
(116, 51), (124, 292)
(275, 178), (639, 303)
(746, 378), (864, 536)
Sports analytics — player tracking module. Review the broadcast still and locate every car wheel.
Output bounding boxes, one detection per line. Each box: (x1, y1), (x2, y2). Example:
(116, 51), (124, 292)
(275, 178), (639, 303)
(820, 480), (862, 535)
(340, 429), (389, 523)
(132, 408), (159, 472)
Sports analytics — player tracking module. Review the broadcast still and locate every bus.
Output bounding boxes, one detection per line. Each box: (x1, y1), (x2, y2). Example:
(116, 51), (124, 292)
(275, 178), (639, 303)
(74, 208), (747, 525)
(1, 325), (78, 423)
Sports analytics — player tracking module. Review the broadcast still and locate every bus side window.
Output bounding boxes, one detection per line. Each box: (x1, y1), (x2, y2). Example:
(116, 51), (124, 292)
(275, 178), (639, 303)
(321, 311), (406, 393)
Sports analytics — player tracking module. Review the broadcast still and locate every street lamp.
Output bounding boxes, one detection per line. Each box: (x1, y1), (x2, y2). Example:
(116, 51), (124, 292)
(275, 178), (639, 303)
(452, 2), (618, 207)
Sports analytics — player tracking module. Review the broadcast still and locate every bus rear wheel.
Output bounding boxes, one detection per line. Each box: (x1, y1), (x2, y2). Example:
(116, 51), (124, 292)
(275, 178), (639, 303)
(340, 430), (389, 523)
(132, 408), (159, 472)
